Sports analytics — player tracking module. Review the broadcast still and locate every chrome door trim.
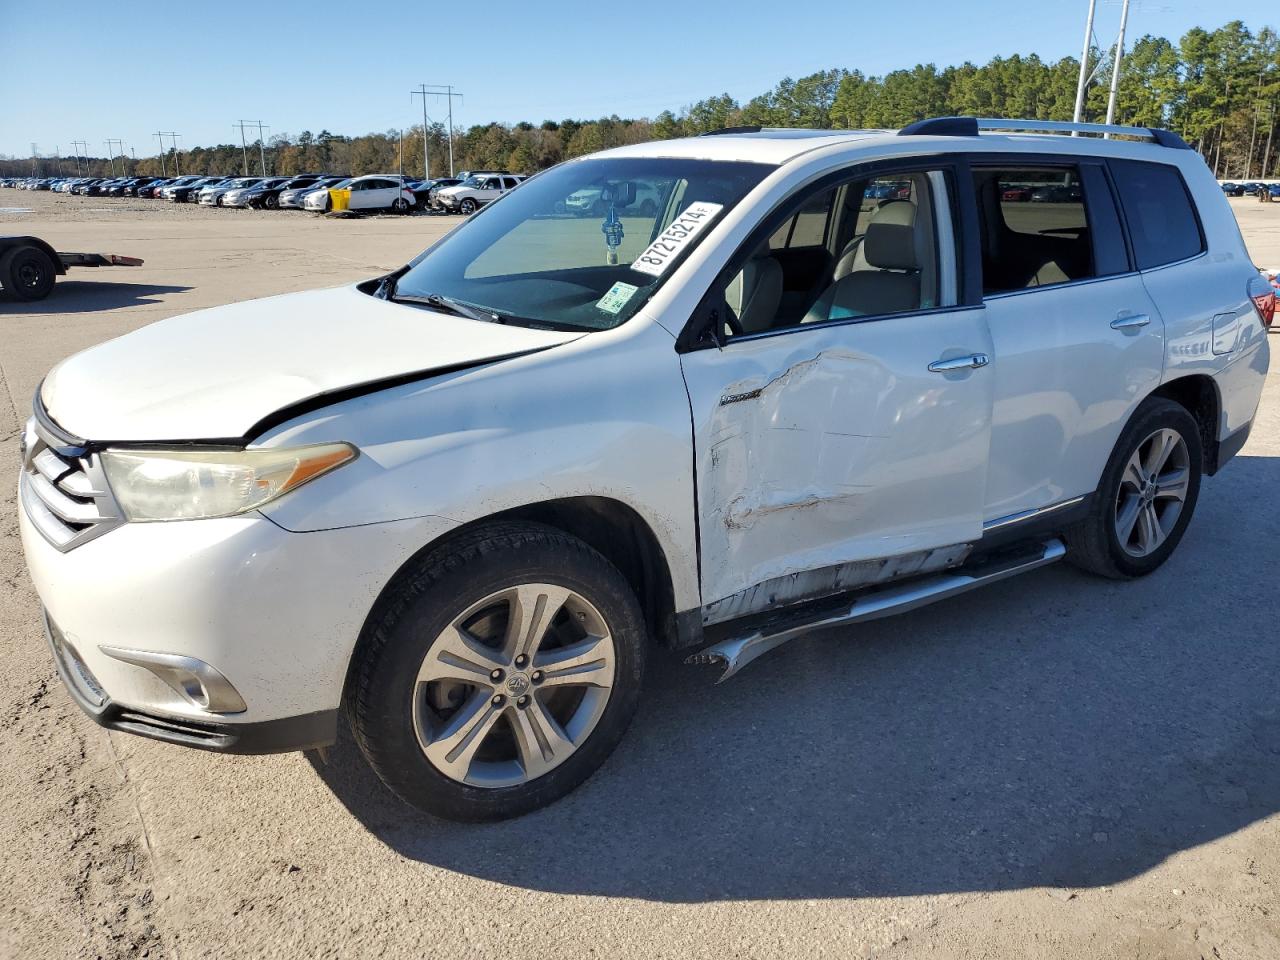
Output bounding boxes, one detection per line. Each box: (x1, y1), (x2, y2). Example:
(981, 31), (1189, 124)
(982, 495), (1086, 531)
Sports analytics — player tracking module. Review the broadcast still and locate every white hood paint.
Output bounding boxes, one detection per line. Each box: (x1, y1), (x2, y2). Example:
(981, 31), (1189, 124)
(42, 285), (582, 442)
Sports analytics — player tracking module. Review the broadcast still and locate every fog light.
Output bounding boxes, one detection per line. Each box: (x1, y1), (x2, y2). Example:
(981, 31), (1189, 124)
(99, 647), (247, 714)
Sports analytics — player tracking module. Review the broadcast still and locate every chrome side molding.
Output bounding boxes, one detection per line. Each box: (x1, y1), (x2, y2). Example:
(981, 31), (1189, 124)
(687, 538), (1067, 682)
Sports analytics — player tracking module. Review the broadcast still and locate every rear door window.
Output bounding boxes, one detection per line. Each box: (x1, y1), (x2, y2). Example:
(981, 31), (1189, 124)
(1109, 160), (1204, 269)
(971, 165), (1113, 294)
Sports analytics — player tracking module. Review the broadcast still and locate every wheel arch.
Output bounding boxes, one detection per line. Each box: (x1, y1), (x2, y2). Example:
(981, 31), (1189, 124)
(1148, 374), (1223, 474)
(357, 496), (695, 660)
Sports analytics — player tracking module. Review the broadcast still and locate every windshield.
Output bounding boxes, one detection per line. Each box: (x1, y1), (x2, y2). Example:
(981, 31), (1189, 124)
(392, 157), (770, 330)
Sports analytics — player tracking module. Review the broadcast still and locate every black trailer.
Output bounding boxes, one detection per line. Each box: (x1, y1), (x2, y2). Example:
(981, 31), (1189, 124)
(0, 235), (143, 302)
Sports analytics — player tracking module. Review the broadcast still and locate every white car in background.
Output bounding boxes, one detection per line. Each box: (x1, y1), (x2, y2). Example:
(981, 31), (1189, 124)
(304, 175), (414, 214)
(436, 173), (526, 214)
(19, 117), (1270, 823)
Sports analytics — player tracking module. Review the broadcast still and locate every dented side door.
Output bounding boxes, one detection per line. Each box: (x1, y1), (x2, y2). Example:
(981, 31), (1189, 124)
(680, 308), (995, 620)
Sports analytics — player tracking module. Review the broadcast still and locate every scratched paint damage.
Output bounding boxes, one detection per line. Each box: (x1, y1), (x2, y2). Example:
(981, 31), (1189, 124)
(686, 330), (993, 621)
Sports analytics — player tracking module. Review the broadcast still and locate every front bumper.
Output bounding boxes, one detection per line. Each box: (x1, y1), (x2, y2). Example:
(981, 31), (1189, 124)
(46, 611), (336, 754)
(20, 495), (457, 750)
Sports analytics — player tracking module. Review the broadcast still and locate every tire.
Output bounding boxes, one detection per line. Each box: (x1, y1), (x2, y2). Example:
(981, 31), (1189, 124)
(1065, 397), (1203, 579)
(346, 521), (647, 822)
(638, 199), (657, 217)
(264, 194), (278, 209)
(460, 198), (477, 215)
(392, 197), (409, 213)
(0, 244), (57, 301)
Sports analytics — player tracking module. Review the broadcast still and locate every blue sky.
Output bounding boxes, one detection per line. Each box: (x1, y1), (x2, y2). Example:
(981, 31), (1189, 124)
(1, 0), (1274, 160)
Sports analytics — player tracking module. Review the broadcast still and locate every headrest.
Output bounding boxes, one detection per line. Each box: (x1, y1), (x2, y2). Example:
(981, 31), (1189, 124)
(872, 198), (916, 227)
(863, 220), (918, 271)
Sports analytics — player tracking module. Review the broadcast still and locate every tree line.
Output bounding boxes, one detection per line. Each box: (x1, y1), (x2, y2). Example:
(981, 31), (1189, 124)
(6, 20), (1276, 181)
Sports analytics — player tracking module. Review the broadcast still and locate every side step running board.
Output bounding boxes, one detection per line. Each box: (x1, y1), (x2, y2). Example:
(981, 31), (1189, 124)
(687, 538), (1066, 682)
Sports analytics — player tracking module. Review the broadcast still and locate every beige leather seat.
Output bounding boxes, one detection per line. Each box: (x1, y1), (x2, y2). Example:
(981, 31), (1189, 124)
(726, 253), (783, 333)
(803, 217), (921, 323)
(833, 199), (916, 279)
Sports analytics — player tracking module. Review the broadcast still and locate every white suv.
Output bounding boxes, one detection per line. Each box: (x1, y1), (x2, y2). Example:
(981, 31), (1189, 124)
(436, 173), (525, 214)
(20, 118), (1271, 821)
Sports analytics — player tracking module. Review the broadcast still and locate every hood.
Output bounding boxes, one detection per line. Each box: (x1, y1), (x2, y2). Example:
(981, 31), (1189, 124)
(42, 285), (583, 442)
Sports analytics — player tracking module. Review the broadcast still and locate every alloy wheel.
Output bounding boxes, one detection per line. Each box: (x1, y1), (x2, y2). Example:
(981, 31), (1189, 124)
(1114, 427), (1191, 558)
(412, 583), (616, 788)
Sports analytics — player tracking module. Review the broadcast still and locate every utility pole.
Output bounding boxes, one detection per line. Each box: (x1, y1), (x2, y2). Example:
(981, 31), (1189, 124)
(55, 145), (63, 176)
(104, 139), (124, 176)
(235, 120), (268, 175)
(234, 121), (250, 174)
(156, 131), (180, 176)
(154, 133), (167, 176)
(420, 84), (463, 176)
(1104, 0), (1131, 127)
(1073, 0), (1098, 125)
(71, 140), (88, 177)
(30, 143), (38, 177)
(410, 84), (434, 180)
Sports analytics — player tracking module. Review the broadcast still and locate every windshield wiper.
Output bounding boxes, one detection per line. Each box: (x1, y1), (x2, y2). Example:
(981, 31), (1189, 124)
(390, 290), (507, 324)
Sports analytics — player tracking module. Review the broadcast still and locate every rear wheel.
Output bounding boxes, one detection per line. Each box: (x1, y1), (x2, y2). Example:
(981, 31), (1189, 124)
(347, 522), (647, 821)
(0, 245), (57, 301)
(391, 197), (409, 213)
(1066, 397), (1202, 579)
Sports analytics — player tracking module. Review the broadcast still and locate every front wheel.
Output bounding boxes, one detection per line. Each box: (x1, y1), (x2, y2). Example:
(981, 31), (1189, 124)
(264, 194), (278, 209)
(391, 197), (409, 213)
(460, 198), (477, 215)
(347, 522), (647, 821)
(1066, 397), (1203, 579)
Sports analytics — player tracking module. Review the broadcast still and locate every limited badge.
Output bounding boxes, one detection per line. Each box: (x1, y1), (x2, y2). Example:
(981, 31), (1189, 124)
(596, 281), (639, 315)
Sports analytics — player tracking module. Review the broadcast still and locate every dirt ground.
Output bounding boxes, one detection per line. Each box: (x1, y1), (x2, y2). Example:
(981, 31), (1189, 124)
(1, 190), (1278, 960)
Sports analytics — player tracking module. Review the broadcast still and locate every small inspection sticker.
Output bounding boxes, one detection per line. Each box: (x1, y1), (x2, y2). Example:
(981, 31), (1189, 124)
(596, 281), (639, 315)
(629, 202), (724, 277)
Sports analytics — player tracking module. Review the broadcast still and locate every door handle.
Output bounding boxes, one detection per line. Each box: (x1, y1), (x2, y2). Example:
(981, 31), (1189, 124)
(1110, 313), (1151, 330)
(928, 353), (990, 373)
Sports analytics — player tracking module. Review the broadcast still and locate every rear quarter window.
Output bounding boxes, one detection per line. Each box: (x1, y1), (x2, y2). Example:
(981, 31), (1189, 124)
(1110, 159), (1204, 270)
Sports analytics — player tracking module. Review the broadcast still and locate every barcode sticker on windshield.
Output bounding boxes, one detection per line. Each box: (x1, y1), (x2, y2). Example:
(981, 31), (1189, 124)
(629, 202), (724, 277)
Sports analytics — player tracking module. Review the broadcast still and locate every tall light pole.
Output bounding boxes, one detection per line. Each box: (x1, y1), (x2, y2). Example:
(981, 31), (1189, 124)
(410, 84), (433, 180)
(1104, 0), (1132, 127)
(1072, 0), (1098, 124)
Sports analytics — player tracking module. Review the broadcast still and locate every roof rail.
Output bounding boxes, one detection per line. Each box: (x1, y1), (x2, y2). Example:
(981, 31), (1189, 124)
(699, 125), (763, 136)
(898, 116), (1191, 150)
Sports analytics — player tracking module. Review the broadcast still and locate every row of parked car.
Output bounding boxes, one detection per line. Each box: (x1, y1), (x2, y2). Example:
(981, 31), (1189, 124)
(1219, 180), (1280, 198)
(1, 171), (528, 215)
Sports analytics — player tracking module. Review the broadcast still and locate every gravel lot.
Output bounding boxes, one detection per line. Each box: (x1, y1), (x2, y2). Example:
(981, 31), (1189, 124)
(1, 191), (1278, 960)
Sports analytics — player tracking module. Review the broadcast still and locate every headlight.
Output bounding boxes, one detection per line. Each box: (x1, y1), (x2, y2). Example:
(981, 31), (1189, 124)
(100, 442), (357, 521)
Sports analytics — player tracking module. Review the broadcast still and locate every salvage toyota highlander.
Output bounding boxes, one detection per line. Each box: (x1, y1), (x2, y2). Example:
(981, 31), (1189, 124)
(20, 117), (1270, 821)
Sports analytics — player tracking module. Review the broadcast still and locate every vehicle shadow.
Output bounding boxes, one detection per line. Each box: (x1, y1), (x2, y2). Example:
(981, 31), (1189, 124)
(0, 281), (191, 313)
(310, 453), (1280, 902)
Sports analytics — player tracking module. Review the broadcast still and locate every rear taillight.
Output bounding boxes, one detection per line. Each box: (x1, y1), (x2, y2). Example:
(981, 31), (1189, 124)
(1249, 274), (1276, 330)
